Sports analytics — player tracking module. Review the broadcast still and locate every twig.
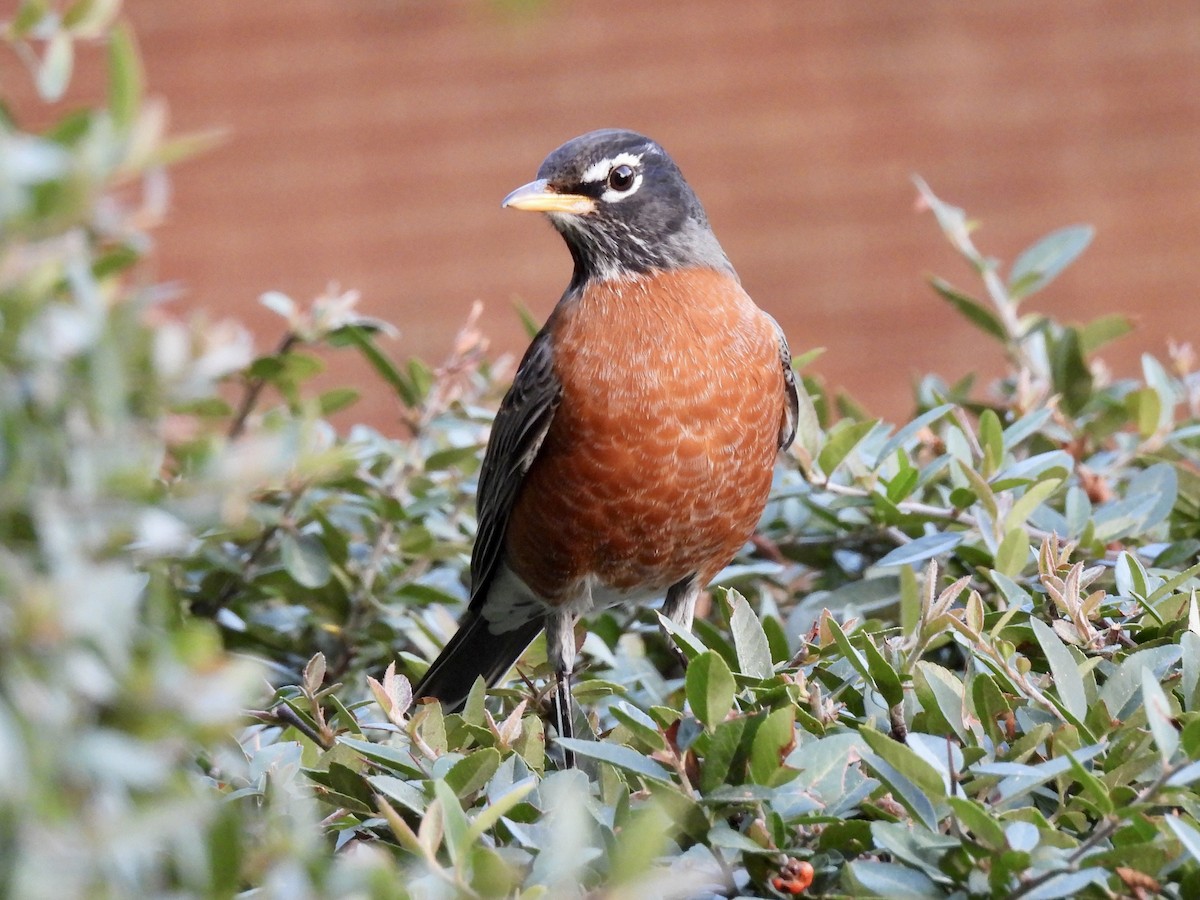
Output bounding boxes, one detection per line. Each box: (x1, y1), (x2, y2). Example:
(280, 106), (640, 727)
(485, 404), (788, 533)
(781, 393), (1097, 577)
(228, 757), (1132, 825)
(251, 703), (332, 749)
(970, 637), (1069, 725)
(1008, 763), (1179, 899)
(193, 491), (303, 617)
(192, 526), (277, 617)
(228, 332), (301, 440)
(818, 478), (1055, 543)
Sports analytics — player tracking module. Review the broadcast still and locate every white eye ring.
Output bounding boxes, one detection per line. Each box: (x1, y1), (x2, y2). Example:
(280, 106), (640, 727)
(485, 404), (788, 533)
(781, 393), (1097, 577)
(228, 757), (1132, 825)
(606, 164), (636, 192)
(600, 170), (643, 203)
(580, 151), (645, 203)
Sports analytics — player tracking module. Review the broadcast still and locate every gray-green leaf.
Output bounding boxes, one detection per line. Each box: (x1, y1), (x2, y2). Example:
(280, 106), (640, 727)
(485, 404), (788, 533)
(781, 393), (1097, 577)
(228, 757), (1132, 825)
(1008, 225), (1094, 301)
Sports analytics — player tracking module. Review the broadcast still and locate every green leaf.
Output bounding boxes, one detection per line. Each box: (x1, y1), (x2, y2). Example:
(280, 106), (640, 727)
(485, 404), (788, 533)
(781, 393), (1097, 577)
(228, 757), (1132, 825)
(368, 775), (427, 815)
(1029, 618), (1087, 722)
(1183, 631), (1200, 714)
(947, 797), (1007, 849)
(247, 351), (324, 385)
(706, 821), (770, 853)
(876, 532), (964, 569)
(464, 776), (536, 847)
(859, 729), (946, 830)
(425, 444), (483, 472)
(974, 672), (1012, 744)
(608, 803), (675, 886)
(994, 528), (1030, 578)
(930, 277), (1007, 341)
(1008, 225), (1094, 301)
(914, 662), (968, 742)
(1078, 313), (1133, 354)
(1166, 817), (1200, 865)
(656, 613), (708, 662)
(686, 651), (736, 727)
(317, 387), (359, 415)
(64, 0), (121, 33)
(824, 617), (871, 683)
(817, 418), (878, 477)
(975, 743), (1106, 806)
(875, 403), (956, 464)
(107, 21), (143, 129)
(433, 779), (471, 864)
(726, 590), (773, 679)
(1064, 751), (1114, 816)
(978, 408), (1004, 476)
(844, 860), (940, 897)
(332, 325), (413, 404)
(12, 1), (49, 37)
(1019, 869), (1108, 900)
(512, 301), (542, 338)
(862, 636), (904, 708)
(749, 708), (795, 785)
(1098, 646), (1182, 720)
(609, 703), (667, 753)
(1004, 477), (1064, 532)
(1114, 550), (1153, 599)
(994, 448), (1071, 487)
(861, 730), (948, 809)
(1049, 327), (1093, 416)
(792, 379), (824, 467)
(445, 747), (501, 798)
(279, 531), (332, 588)
(1063, 485), (1093, 537)
(885, 466), (920, 504)
(1125, 387), (1162, 439)
(791, 346), (826, 370)
(700, 717), (748, 793)
(1129, 462), (1179, 536)
(988, 570), (1033, 612)
(1141, 668), (1179, 764)
(1142, 353), (1178, 434)
(324, 761), (375, 812)
(554, 738), (673, 784)
(1002, 407), (1053, 447)
(956, 459), (999, 521)
(871, 820), (960, 880)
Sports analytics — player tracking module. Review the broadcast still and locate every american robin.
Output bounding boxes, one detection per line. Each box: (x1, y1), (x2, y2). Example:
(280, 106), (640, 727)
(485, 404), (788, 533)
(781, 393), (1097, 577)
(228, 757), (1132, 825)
(413, 129), (798, 752)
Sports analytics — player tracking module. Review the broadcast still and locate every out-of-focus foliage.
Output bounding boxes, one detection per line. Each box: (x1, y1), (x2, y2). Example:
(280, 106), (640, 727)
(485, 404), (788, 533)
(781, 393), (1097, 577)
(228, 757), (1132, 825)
(4, 4), (1200, 898)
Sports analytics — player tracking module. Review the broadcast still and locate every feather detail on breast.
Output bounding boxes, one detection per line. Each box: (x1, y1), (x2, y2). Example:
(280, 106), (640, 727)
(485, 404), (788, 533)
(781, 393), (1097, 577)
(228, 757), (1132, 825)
(504, 267), (789, 602)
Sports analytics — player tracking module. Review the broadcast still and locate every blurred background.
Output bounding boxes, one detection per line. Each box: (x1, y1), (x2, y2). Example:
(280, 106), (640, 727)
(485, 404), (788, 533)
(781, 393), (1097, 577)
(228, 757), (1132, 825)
(13, 0), (1200, 423)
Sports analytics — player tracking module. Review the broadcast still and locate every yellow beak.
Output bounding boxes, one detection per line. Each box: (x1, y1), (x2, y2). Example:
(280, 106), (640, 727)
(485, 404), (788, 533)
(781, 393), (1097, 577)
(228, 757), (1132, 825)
(502, 179), (595, 215)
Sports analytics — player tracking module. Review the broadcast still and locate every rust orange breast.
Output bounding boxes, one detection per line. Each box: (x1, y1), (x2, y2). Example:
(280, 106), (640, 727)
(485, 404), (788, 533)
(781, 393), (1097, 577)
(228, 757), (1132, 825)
(504, 267), (787, 603)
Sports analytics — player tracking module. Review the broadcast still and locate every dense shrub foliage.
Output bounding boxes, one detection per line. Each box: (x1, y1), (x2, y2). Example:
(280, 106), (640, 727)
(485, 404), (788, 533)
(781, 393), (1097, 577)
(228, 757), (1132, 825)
(3, 6), (1200, 898)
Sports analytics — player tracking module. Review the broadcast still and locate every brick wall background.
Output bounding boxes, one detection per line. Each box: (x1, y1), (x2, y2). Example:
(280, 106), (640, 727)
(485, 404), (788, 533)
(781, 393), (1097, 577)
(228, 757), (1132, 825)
(8, 1), (1200, 422)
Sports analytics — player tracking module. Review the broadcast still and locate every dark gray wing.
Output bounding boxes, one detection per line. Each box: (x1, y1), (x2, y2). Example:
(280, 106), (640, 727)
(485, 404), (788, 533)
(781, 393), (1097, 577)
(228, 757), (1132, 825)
(769, 314), (799, 450)
(469, 328), (562, 606)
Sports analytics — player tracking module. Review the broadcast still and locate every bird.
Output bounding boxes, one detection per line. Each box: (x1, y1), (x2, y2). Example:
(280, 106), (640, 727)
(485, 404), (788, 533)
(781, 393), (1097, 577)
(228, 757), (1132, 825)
(412, 129), (798, 757)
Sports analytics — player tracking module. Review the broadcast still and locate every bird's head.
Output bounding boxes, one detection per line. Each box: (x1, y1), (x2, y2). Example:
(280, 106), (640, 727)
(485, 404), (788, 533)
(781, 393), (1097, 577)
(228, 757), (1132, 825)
(502, 129), (733, 284)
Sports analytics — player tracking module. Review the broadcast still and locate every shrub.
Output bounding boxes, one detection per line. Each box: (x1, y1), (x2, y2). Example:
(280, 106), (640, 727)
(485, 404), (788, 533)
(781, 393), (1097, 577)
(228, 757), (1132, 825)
(3, 7), (1199, 898)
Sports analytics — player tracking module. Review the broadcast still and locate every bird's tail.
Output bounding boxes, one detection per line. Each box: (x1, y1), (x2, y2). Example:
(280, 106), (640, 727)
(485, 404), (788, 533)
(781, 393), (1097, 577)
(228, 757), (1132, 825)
(412, 609), (545, 713)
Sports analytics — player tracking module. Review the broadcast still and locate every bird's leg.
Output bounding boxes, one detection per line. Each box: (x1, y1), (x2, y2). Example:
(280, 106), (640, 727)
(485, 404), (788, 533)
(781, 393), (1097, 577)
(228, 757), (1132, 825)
(661, 574), (700, 670)
(554, 669), (575, 767)
(545, 611), (578, 768)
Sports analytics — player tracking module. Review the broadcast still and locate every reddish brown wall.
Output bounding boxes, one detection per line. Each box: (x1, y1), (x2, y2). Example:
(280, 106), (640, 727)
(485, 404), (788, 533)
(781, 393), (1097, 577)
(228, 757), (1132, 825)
(10, 1), (1200, 422)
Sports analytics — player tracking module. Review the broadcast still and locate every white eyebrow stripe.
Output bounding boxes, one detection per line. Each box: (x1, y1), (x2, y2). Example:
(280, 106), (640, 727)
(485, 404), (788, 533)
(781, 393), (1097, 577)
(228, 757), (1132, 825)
(580, 151), (644, 183)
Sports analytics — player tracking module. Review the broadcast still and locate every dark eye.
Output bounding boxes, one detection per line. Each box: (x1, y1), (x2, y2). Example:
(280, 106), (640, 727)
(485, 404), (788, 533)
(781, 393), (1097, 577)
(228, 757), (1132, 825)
(607, 164), (636, 192)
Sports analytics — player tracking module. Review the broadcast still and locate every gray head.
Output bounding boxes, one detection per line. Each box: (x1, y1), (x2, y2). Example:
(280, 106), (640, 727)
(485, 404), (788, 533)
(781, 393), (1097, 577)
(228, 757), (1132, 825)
(502, 129), (733, 285)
